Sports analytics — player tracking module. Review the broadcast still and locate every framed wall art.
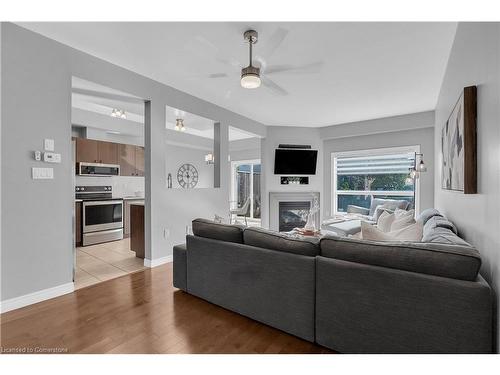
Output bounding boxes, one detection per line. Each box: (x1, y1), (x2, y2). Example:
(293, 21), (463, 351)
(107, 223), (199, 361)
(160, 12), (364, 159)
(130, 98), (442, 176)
(441, 85), (477, 194)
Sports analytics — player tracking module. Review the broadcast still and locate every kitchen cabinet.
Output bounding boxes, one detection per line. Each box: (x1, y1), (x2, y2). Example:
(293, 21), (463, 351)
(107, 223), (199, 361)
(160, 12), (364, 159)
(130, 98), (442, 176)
(98, 141), (119, 165)
(130, 203), (145, 259)
(76, 138), (119, 165)
(119, 144), (144, 176)
(124, 199), (144, 237)
(76, 138), (99, 163)
(134, 146), (145, 176)
(75, 138), (144, 176)
(75, 201), (82, 246)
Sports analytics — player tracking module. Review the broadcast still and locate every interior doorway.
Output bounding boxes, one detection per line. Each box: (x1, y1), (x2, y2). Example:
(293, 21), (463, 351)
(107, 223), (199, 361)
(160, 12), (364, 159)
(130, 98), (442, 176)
(71, 77), (149, 289)
(230, 159), (261, 226)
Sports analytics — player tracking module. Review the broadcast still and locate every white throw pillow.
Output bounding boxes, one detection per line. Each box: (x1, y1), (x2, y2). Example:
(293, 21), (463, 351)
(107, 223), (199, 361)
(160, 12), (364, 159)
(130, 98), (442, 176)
(377, 211), (395, 232)
(361, 221), (423, 242)
(391, 209), (416, 231)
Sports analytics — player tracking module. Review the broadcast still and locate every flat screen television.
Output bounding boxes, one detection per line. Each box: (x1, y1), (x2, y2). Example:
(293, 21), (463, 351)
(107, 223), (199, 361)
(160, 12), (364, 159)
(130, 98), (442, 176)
(274, 149), (318, 175)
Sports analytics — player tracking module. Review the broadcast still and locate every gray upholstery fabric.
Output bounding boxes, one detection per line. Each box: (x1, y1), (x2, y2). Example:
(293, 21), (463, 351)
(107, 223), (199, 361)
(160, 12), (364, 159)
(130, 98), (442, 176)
(373, 206), (395, 223)
(424, 215), (458, 235)
(192, 218), (245, 243)
(320, 235), (481, 281)
(369, 198), (409, 217)
(422, 227), (471, 246)
(417, 208), (443, 225)
(346, 205), (370, 215)
(186, 235), (316, 341)
(315, 257), (493, 353)
(243, 227), (320, 257)
(173, 243), (187, 291)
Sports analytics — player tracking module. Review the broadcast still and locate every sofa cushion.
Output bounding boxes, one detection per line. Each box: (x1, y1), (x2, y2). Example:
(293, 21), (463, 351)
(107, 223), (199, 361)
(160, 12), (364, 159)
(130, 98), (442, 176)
(424, 216), (458, 235)
(319, 235), (481, 281)
(243, 227), (320, 257)
(369, 198), (409, 217)
(417, 208), (443, 226)
(422, 227), (471, 247)
(192, 218), (245, 243)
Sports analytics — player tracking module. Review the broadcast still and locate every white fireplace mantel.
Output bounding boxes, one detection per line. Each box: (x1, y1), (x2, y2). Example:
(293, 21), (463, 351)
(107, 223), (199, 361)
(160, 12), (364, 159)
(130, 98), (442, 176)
(269, 191), (320, 232)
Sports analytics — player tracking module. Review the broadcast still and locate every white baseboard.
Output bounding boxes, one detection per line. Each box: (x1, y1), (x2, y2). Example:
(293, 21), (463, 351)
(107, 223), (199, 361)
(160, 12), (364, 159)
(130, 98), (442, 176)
(0, 282), (75, 314)
(144, 255), (173, 268)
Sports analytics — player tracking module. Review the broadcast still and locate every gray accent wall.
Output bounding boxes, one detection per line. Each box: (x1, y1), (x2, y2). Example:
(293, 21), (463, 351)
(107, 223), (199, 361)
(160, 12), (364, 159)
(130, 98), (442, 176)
(434, 22), (500, 351)
(1, 23), (266, 302)
(323, 118), (435, 219)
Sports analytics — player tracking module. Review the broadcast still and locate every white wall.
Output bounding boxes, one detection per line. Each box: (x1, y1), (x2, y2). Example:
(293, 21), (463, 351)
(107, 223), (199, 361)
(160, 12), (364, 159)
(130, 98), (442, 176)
(434, 22), (500, 351)
(1, 23), (266, 304)
(229, 137), (261, 162)
(323, 121), (435, 218)
(165, 144), (214, 189)
(260, 127), (323, 228)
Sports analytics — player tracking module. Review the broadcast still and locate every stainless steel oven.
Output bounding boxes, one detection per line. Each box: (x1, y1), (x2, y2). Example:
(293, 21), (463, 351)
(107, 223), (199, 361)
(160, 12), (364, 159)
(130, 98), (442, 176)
(77, 162), (120, 176)
(76, 186), (124, 246)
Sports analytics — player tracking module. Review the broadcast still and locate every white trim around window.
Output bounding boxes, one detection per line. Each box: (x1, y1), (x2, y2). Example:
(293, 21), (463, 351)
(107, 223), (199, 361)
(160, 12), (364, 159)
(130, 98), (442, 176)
(331, 145), (421, 217)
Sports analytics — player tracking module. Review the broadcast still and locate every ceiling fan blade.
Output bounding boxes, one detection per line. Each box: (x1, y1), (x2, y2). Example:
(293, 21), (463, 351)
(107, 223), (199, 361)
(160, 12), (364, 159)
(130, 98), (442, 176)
(259, 27), (289, 58)
(261, 76), (288, 96)
(186, 72), (228, 80)
(265, 61), (324, 75)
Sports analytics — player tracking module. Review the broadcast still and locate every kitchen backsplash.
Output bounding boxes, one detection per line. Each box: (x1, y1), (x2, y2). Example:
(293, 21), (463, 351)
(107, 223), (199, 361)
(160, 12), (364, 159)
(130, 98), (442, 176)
(75, 176), (145, 198)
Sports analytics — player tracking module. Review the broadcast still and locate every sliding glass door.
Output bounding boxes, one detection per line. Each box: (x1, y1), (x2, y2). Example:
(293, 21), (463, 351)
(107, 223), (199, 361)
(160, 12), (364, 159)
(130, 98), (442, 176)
(231, 160), (261, 219)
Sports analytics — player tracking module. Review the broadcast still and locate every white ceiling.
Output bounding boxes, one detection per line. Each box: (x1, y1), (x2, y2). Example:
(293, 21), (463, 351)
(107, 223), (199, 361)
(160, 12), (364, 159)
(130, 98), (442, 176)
(72, 77), (256, 141)
(23, 22), (457, 127)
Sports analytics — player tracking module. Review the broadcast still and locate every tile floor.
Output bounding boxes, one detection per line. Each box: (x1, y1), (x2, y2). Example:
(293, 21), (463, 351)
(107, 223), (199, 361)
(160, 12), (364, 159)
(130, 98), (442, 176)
(75, 238), (146, 290)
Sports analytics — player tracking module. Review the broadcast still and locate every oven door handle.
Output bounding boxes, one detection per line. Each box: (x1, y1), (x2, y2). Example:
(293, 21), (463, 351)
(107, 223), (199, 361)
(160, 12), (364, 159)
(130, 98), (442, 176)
(83, 200), (123, 207)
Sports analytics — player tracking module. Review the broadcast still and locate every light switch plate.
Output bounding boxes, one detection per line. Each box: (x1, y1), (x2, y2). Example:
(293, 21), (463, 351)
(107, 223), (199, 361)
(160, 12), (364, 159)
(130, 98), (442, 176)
(44, 139), (55, 151)
(32, 167), (54, 179)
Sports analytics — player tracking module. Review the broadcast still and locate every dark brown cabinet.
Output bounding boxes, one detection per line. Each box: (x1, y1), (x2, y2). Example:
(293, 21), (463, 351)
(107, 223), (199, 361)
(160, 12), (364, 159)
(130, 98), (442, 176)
(75, 201), (82, 246)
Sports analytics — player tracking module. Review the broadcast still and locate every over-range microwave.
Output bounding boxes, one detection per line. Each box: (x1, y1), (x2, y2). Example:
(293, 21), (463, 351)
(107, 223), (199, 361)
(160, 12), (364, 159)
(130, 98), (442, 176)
(77, 162), (120, 176)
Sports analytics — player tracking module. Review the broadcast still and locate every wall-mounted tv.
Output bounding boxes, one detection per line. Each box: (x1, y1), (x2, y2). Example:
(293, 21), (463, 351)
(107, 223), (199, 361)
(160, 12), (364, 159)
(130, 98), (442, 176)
(274, 149), (318, 175)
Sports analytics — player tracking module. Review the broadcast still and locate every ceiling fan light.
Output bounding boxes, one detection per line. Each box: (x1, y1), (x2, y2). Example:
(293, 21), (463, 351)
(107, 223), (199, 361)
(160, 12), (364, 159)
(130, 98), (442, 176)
(241, 74), (261, 89)
(241, 65), (261, 89)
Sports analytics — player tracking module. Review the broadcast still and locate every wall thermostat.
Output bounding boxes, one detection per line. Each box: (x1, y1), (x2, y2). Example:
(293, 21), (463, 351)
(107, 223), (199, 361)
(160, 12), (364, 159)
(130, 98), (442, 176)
(43, 152), (61, 163)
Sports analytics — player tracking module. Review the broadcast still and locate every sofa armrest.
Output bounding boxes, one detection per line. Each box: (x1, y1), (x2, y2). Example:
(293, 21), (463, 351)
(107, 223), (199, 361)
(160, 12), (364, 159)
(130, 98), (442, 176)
(315, 256), (493, 353)
(346, 205), (370, 215)
(173, 243), (187, 291)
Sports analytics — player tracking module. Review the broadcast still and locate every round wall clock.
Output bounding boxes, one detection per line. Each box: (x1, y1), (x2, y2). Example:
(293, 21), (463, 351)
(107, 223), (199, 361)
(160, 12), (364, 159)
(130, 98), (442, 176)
(177, 163), (199, 188)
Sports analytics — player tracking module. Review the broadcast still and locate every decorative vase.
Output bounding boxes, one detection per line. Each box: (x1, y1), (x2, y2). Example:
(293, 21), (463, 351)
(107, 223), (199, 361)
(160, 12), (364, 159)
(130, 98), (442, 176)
(304, 211), (316, 231)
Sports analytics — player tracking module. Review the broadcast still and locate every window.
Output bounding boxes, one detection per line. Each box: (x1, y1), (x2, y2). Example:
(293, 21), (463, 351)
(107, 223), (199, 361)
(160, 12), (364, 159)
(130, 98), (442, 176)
(231, 160), (261, 219)
(332, 146), (419, 215)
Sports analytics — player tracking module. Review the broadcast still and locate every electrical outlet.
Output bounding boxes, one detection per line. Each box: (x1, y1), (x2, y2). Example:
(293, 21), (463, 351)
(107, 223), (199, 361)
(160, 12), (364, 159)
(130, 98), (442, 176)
(163, 228), (170, 239)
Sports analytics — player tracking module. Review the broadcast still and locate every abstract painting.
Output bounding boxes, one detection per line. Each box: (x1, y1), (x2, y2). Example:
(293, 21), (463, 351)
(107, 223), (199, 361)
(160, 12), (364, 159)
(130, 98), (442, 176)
(441, 86), (477, 194)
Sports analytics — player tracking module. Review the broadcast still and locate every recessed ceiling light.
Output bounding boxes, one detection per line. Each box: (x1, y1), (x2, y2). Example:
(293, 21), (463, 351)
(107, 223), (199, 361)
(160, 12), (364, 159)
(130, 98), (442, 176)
(111, 108), (126, 119)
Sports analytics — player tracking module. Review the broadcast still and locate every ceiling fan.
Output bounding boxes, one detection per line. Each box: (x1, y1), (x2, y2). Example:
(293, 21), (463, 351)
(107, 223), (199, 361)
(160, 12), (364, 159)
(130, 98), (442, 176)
(190, 28), (323, 96)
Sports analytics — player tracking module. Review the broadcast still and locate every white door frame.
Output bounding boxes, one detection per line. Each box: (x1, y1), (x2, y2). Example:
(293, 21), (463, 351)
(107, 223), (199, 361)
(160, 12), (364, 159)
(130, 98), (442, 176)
(231, 159), (260, 219)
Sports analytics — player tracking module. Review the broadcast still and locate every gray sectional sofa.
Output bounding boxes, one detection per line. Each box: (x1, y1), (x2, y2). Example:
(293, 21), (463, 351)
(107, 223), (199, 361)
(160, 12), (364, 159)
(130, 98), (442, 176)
(173, 210), (493, 353)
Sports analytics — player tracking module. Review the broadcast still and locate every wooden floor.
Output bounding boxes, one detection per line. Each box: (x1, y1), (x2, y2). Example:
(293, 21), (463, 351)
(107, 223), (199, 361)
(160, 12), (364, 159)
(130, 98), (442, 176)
(0, 263), (333, 354)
